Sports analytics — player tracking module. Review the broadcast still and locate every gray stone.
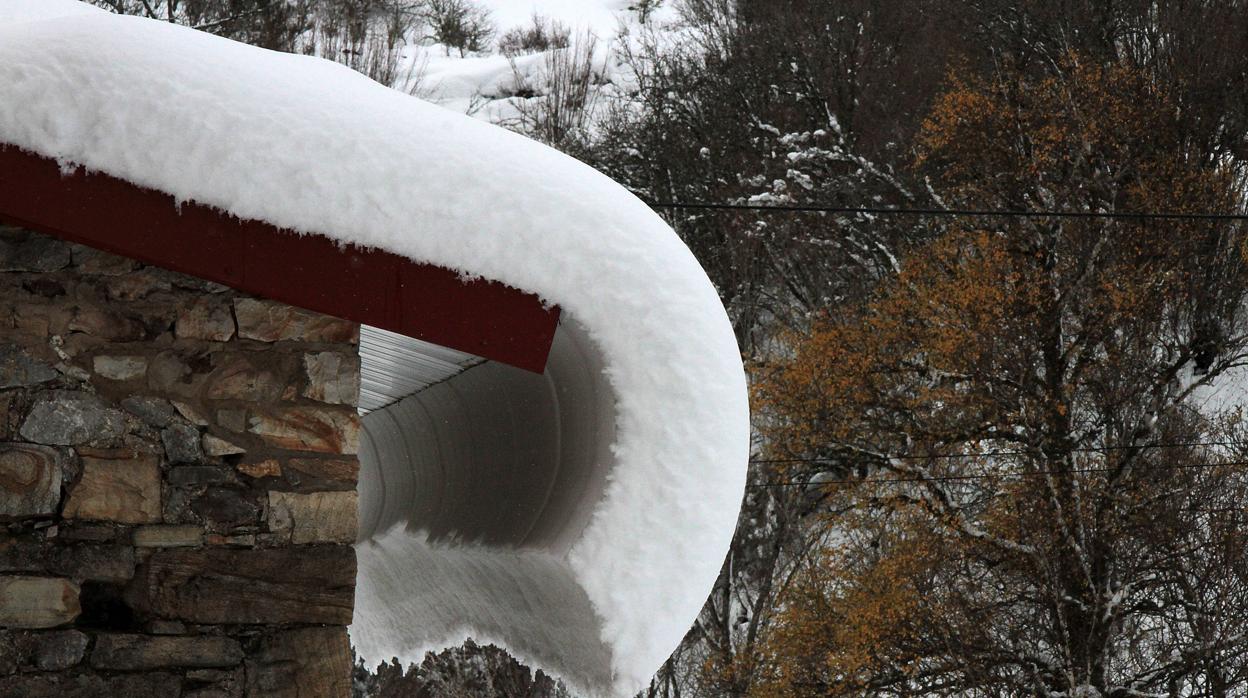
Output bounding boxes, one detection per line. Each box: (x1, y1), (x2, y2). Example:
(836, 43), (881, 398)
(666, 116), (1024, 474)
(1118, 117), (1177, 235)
(19, 629), (89, 670)
(0, 540), (134, 583)
(234, 298), (357, 343)
(0, 345), (57, 389)
(176, 298), (236, 342)
(267, 491), (357, 544)
(0, 577), (79, 628)
(189, 487), (262, 529)
(19, 391), (127, 446)
(62, 452), (161, 524)
(0, 444), (62, 519)
(302, 351), (360, 406)
(163, 422), (204, 464)
(92, 355), (148, 381)
(125, 546), (355, 625)
(247, 407), (360, 455)
(0, 670), (181, 698)
(133, 525), (203, 548)
(121, 396), (177, 428)
(168, 466), (236, 487)
(91, 633), (243, 670)
(0, 232), (70, 272)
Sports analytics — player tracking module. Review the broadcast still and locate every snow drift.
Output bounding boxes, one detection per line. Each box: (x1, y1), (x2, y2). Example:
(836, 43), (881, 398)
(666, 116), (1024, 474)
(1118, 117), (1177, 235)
(0, 2), (749, 695)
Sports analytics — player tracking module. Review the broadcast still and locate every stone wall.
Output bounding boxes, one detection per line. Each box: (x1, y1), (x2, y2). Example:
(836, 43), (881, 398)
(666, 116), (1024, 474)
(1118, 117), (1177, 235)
(0, 225), (361, 697)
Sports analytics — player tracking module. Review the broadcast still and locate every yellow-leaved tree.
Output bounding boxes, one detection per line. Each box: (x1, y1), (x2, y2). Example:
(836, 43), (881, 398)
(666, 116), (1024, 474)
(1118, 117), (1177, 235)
(749, 58), (1248, 697)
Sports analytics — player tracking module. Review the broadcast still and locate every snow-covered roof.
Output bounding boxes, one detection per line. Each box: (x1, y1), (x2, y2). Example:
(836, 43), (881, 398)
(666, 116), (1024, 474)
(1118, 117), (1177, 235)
(0, 2), (749, 696)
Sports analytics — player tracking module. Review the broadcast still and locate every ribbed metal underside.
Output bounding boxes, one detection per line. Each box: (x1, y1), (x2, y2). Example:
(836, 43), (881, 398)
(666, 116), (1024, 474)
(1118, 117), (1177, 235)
(358, 325), (483, 414)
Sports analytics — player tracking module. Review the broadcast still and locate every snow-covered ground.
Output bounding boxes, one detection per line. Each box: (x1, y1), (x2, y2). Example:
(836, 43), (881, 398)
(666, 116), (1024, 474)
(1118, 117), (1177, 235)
(399, 0), (673, 122)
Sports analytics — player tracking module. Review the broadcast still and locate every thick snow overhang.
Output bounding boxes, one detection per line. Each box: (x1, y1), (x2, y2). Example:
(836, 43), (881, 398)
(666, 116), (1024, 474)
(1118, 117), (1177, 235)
(0, 3), (750, 696)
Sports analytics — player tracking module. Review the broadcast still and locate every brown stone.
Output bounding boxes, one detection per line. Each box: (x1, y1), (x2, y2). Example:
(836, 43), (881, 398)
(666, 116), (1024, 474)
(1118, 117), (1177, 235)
(106, 269), (173, 301)
(202, 434), (245, 457)
(133, 525), (204, 548)
(216, 409), (247, 433)
(176, 298), (236, 342)
(68, 305), (146, 341)
(92, 355), (148, 381)
(204, 355), (283, 402)
(91, 633), (243, 670)
(234, 298), (357, 344)
(286, 457), (358, 484)
(236, 459), (280, 479)
(0, 540), (135, 583)
(0, 444), (62, 519)
(172, 400), (212, 426)
(71, 245), (139, 275)
(0, 577), (79, 629)
(244, 626), (351, 698)
(124, 546), (355, 625)
(247, 407), (359, 454)
(267, 491), (357, 544)
(301, 351), (360, 406)
(62, 453), (161, 524)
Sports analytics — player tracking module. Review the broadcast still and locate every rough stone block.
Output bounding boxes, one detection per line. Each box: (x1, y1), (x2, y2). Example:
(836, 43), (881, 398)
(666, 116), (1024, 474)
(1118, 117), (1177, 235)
(0, 577), (79, 629)
(105, 269), (174, 301)
(71, 245), (139, 275)
(284, 457), (358, 485)
(15, 629), (89, 671)
(92, 355), (148, 381)
(0, 443), (63, 519)
(204, 354), (282, 402)
(0, 231), (70, 272)
(244, 626), (351, 698)
(188, 487), (262, 530)
(202, 434), (245, 457)
(247, 407), (359, 454)
(62, 452), (161, 524)
(125, 546), (355, 625)
(162, 422), (205, 464)
(233, 298), (357, 344)
(19, 391), (127, 446)
(301, 351), (360, 406)
(267, 491), (358, 544)
(176, 298), (236, 342)
(236, 459), (281, 480)
(68, 305), (146, 342)
(0, 540), (134, 583)
(121, 396), (177, 428)
(0, 345), (57, 389)
(0, 670), (180, 698)
(133, 525), (204, 548)
(91, 633), (243, 670)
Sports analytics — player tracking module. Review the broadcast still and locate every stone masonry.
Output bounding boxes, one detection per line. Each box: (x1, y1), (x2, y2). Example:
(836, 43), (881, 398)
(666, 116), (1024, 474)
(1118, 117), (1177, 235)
(0, 225), (361, 697)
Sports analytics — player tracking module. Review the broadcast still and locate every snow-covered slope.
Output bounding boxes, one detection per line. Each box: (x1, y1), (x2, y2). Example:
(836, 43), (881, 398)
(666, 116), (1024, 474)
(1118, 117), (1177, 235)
(0, 2), (748, 696)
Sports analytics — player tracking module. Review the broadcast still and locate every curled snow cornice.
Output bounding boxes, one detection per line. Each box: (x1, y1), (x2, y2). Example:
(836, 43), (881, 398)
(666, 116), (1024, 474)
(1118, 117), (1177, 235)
(0, 2), (749, 695)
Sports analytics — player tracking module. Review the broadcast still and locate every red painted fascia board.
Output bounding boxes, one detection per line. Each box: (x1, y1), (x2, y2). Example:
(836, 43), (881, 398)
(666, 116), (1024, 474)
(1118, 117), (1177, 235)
(0, 145), (559, 373)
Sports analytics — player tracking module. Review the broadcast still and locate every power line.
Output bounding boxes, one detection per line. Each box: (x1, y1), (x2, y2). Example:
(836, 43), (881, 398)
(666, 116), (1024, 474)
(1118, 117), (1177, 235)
(745, 456), (1248, 489)
(750, 439), (1248, 465)
(645, 201), (1248, 221)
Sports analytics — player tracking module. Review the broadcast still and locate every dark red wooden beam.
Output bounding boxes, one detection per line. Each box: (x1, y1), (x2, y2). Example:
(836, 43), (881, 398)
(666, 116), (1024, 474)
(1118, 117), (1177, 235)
(0, 145), (559, 373)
